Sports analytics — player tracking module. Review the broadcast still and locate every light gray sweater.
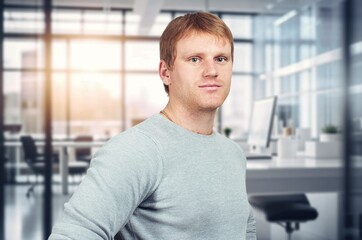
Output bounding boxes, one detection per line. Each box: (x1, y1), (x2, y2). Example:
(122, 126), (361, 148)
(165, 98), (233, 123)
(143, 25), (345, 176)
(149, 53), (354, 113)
(49, 114), (256, 240)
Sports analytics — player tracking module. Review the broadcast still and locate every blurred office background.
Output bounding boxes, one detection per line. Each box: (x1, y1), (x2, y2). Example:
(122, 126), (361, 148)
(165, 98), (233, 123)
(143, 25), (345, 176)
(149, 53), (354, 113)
(0, 0), (361, 239)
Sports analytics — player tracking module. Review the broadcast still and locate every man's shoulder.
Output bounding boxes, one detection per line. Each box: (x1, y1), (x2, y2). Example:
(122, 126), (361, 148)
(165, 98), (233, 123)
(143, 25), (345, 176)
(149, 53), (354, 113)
(93, 116), (163, 164)
(104, 115), (164, 151)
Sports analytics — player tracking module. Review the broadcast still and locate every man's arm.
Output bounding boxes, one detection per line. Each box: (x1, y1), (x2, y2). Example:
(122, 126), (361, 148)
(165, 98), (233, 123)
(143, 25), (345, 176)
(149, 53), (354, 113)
(246, 205), (257, 240)
(49, 130), (162, 240)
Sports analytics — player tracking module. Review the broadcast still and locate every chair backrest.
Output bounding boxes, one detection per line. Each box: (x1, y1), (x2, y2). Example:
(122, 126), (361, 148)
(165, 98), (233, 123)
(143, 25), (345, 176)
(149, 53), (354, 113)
(20, 136), (38, 164)
(74, 135), (93, 158)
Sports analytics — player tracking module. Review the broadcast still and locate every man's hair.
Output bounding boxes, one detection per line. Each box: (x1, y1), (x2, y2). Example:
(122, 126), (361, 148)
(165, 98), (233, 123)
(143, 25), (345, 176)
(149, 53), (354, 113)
(160, 12), (234, 94)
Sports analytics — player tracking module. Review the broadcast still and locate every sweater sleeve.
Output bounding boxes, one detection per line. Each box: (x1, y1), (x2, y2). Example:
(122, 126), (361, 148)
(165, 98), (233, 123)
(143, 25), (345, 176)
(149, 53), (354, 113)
(246, 205), (257, 240)
(48, 130), (163, 240)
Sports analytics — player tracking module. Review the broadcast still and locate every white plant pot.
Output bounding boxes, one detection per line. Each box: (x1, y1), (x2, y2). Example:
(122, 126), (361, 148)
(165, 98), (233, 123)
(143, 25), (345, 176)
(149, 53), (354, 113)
(305, 141), (342, 158)
(320, 133), (341, 142)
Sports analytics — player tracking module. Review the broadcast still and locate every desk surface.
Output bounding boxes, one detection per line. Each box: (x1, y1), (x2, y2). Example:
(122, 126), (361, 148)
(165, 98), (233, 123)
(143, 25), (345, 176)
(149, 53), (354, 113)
(246, 157), (362, 194)
(6, 141), (361, 195)
(4, 141), (106, 147)
(247, 157), (342, 169)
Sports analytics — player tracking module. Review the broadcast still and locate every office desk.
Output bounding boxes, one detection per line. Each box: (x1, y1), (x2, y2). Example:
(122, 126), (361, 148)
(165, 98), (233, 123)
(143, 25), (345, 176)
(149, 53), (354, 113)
(56, 141), (105, 194)
(6, 140), (361, 195)
(246, 157), (360, 194)
(4, 141), (106, 195)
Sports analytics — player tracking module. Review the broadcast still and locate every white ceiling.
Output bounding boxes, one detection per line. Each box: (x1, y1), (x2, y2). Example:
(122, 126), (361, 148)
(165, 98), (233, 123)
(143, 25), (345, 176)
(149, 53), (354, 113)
(5, 0), (320, 34)
(5, 0), (319, 14)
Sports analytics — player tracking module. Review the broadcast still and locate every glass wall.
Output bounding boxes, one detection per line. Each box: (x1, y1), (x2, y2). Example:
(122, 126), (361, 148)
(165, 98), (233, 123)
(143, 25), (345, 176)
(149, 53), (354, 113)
(254, 0), (362, 238)
(254, 0), (344, 138)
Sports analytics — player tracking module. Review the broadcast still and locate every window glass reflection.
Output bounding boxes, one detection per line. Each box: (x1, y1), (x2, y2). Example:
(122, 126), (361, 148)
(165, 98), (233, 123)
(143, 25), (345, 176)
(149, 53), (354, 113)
(233, 43), (252, 73)
(70, 40), (121, 71)
(125, 73), (167, 128)
(4, 39), (43, 69)
(70, 73), (121, 138)
(126, 13), (171, 36)
(125, 41), (159, 71)
(222, 14), (252, 39)
(53, 10), (123, 35)
(52, 73), (67, 138)
(3, 72), (22, 126)
(4, 9), (44, 33)
(222, 75), (252, 139)
(52, 40), (67, 70)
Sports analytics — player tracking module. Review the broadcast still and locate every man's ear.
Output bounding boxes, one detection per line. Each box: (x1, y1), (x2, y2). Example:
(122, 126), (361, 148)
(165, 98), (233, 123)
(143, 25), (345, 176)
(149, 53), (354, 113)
(159, 60), (171, 86)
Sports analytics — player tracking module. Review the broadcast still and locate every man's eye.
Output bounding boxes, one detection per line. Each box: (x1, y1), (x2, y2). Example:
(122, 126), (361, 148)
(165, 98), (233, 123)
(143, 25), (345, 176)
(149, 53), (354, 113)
(216, 57), (226, 63)
(190, 57), (199, 63)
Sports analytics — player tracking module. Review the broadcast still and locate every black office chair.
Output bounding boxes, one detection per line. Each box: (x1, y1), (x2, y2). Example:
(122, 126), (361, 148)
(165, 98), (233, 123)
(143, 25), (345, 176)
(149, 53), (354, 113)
(20, 136), (59, 197)
(249, 193), (318, 240)
(20, 136), (88, 197)
(74, 135), (93, 163)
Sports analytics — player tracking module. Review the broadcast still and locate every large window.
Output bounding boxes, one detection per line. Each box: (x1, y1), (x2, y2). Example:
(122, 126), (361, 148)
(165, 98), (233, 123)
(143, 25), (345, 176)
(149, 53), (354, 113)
(4, 8), (44, 33)
(52, 10), (123, 35)
(3, 39), (44, 135)
(3, 8), (255, 141)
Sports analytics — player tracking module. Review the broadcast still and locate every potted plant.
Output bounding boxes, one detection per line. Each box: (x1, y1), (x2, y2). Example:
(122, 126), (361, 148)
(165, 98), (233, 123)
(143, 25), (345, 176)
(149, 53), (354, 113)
(320, 124), (341, 142)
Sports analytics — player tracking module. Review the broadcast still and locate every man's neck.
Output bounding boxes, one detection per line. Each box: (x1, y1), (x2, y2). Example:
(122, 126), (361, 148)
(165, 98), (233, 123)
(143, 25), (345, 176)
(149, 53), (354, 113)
(161, 103), (216, 135)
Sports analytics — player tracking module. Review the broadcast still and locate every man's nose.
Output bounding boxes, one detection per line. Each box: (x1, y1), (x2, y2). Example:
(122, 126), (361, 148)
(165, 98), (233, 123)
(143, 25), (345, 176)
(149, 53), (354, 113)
(203, 60), (218, 78)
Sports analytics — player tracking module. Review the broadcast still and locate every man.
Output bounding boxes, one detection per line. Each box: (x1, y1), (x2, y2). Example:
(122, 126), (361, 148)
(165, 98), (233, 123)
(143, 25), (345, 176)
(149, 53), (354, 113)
(49, 12), (256, 240)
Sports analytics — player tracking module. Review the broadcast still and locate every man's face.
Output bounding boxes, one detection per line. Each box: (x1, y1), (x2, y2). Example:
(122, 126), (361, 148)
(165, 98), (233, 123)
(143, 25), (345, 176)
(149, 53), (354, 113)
(161, 32), (233, 112)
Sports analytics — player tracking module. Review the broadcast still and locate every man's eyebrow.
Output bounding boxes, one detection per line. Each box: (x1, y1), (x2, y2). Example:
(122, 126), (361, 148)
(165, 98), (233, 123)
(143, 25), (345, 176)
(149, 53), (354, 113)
(181, 51), (231, 57)
(181, 51), (204, 57)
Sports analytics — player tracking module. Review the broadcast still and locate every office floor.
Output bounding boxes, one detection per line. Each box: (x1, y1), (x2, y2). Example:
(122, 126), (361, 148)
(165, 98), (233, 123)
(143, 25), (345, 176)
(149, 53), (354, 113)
(4, 184), (340, 240)
(4, 184), (76, 240)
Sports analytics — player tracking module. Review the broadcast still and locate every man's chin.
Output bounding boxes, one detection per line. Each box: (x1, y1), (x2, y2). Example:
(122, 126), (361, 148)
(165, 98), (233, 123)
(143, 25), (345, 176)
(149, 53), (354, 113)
(198, 102), (224, 112)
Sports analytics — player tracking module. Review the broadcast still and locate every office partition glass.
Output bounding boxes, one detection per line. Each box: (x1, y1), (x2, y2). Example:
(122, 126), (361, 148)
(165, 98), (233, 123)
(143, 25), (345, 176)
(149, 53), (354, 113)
(253, 1), (348, 238)
(254, 0), (346, 138)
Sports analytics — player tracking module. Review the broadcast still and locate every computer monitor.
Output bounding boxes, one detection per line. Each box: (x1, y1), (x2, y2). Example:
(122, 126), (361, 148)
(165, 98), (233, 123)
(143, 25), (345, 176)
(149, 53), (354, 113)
(247, 96), (277, 152)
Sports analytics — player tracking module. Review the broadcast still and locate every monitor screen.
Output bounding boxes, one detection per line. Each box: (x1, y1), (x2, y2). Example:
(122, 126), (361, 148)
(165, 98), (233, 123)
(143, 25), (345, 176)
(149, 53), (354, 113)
(247, 96), (277, 148)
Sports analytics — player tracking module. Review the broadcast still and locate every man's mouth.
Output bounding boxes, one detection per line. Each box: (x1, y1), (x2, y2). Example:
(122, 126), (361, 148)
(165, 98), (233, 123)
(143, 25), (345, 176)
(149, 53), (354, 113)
(199, 83), (222, 91)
